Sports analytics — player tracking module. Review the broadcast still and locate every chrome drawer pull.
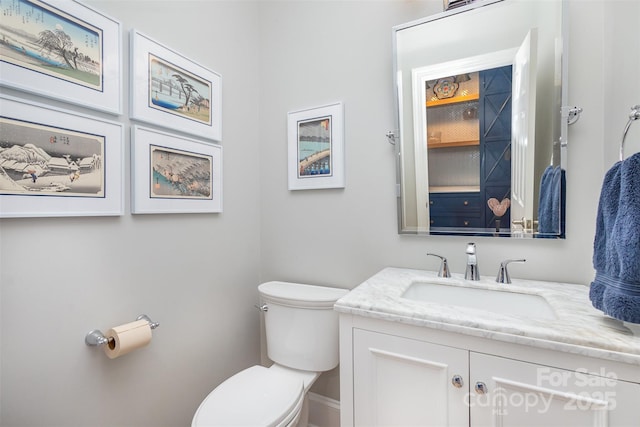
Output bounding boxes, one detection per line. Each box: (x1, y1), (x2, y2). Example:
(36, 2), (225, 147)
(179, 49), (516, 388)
(452, 375), (464, 388)
(475, 382), (488, 394)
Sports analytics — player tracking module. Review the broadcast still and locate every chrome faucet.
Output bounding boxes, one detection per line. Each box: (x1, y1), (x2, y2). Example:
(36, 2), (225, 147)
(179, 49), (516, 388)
(465, 243), (480, 281)
(427, 253), (451, 278)
(496, 259), (526, 284)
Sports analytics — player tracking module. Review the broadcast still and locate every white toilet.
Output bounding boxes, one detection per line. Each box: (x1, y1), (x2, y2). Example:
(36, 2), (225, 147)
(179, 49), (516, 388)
(192, 281), (348, 427)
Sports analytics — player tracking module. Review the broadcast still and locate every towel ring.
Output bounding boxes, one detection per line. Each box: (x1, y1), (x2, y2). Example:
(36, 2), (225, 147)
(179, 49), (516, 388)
(620, 104), (640, 161)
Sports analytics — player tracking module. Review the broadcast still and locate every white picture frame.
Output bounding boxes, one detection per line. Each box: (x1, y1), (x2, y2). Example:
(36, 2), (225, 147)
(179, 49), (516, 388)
(0, 0), (122, 115)
(130, 29), (222, 141)
(287, 102), (345, 190)
(0, 94), (124, 217)
(131, 126), (222, 214)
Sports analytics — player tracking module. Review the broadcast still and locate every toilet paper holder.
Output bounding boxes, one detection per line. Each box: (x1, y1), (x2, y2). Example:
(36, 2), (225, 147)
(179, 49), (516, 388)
(85, 314), (160, 347)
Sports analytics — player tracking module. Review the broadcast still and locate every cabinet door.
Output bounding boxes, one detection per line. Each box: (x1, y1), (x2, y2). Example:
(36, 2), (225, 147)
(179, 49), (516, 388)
(353, 329), (468, 427)
(479, 65), (512, 229)
(470, 352), (640, 427)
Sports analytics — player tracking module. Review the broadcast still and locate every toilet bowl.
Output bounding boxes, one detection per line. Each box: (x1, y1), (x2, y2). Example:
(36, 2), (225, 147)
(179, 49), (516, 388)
(191, 365), (311, 427)
(192, 281), (348, 427)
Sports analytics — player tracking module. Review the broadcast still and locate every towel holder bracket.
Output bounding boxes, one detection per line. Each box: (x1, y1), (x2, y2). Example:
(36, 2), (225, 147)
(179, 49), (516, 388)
(386, 130), (398, 146)
(563, 106), (583, 125)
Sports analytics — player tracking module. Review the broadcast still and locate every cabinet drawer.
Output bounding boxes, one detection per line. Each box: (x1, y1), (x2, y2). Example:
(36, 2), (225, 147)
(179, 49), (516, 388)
(429, 192), (481, 214)
(430, 215), (483, 228)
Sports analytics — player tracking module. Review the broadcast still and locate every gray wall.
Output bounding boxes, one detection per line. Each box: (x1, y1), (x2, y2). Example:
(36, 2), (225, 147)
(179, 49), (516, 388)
(0, 1), (262, 426)
(1, 0), (639, 426)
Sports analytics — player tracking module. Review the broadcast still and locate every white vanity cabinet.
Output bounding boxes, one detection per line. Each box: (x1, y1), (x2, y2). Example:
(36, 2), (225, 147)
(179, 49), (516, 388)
(341, 316), (640, 427)
(353, 329), (469, 426)
(469, 352), (640, 426)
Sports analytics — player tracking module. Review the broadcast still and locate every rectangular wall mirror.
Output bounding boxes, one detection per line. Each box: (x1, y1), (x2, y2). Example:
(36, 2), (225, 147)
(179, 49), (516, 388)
(394, 0), (567, 238)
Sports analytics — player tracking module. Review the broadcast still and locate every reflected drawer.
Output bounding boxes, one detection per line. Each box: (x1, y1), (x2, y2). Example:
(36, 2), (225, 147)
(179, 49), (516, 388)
(429, 216), (483, 228)
(429, 192), (481, 214)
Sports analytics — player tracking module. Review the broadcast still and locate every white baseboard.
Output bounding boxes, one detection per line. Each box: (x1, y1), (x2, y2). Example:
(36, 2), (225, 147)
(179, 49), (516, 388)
(308, 392), (340, 427)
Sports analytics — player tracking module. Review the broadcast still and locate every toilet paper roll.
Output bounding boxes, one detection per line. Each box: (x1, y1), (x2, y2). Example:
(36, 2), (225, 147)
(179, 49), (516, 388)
(103, 319), (152, 359)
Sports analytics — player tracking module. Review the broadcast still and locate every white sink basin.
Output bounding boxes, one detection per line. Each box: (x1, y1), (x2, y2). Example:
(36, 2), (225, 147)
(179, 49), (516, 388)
(401, 281), (556, 320)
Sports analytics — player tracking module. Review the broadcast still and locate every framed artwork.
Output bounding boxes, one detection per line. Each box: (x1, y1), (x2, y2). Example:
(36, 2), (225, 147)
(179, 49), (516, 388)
(444, 0), (478, 11)
(0, 0), (122, 115)
(0, 94), (124, 217)
(287, 102), (345, 190)
(131, 126), (222, 214)
(130, 29), (222, 141)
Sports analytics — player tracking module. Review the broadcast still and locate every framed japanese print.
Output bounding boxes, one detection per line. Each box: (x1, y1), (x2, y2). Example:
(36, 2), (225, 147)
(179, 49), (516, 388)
(0, 0), (122, 115)
(0, 95), (124, 217)
(287, 102), (345, 190)
(131, 126), (222, 214)
(130, 29), (222, 141)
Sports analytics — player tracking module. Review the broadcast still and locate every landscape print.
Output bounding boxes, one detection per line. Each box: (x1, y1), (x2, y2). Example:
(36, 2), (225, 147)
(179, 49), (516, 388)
(0, 117), (104, 197)
(150, 145), (212, 200)
(297, 116), (332, 178)
(149, 54), (212, 126)
(0, 0), (103, 90)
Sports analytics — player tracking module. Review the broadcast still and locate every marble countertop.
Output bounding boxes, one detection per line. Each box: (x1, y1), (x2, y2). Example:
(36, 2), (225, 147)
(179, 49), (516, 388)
(334, 267), (640, 366)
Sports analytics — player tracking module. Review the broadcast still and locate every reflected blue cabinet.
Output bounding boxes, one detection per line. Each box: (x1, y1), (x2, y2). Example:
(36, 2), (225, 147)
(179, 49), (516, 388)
(429, 192), (483, 228)
(428, 66), (512, 230)
(479, 65), (512, 229)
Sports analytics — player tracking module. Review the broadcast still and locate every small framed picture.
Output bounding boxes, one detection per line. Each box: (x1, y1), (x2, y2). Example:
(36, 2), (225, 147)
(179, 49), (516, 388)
(131, 126), (222, 214)
(287, 102), (345, 190)
(130, 29), (222, 141)
(0, 0), (122, 115)
(0, 95), (124, 217)
(444, 0), (477, 11)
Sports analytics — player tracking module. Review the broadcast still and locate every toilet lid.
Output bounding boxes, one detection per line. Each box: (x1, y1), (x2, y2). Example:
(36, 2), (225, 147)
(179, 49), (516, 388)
(258, 281), (348, 308)
(192, 365), (304, 427)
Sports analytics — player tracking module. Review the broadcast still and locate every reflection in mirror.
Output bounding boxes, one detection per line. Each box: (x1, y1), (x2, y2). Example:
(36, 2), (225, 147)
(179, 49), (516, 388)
(394, 0), (566, 238)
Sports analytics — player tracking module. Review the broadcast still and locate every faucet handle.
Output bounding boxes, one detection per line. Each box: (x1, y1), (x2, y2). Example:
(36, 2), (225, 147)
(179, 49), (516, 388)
(465, 242), (476, 255)
(427, 253), (451, 278)
(496, 259), (526, 284)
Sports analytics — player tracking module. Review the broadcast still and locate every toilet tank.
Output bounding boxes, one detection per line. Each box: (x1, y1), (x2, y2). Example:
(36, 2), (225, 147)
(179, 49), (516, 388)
(258, 281), (349, 372)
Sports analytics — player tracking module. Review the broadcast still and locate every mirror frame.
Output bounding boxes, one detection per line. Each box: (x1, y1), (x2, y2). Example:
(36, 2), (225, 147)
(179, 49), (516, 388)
(393, 0), (568, 239)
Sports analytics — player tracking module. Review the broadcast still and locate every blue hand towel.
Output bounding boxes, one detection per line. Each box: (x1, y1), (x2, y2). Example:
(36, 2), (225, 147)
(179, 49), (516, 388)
(558, 167), (566, 236)
(589, 152), (640, 324)
(537, 166), (555, 233)
(537, 166), (565, 235)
